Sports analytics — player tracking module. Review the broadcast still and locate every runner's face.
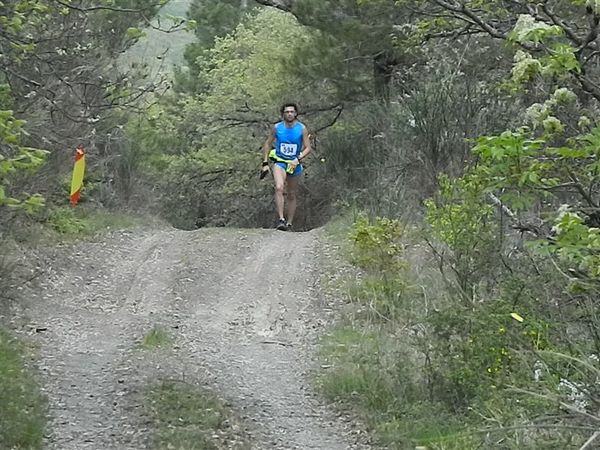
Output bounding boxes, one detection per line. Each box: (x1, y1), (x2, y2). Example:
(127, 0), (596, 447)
(283, 108), (296, 122)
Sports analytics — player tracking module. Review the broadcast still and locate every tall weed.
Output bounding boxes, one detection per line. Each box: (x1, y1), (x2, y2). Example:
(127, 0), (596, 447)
(0, 329), (46, 449)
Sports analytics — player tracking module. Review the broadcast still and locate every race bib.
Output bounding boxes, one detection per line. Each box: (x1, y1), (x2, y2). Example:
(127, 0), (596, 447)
(280, 143), (298, 157)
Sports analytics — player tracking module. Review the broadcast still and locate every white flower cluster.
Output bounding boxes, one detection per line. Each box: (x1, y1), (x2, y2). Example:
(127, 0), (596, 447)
(524, 87), (575, 132)
(525, 103), (548, 124)
(542, 116), (564, 134)
(549, 87), (577, 106)
(74, 42), (93, 54)
(512, 50), (542, 84)
(558, 378), (589, 410)
(533, 360), (544, 382)
(511, 14), (562, 44)
(551, 206), (580, 235)
(578, 116), (592, 128)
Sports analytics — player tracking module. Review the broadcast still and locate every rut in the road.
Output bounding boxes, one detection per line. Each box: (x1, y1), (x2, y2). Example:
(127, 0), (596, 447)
(28, 227), (369, 449)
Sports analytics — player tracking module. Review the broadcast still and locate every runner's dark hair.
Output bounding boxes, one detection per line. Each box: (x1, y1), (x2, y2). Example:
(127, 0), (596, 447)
(280, 102), (299, 115)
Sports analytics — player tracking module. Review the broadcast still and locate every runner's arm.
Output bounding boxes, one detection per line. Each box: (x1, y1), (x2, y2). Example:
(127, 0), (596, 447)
(262, 127), (275, 164)
(298, 127), (312, 162)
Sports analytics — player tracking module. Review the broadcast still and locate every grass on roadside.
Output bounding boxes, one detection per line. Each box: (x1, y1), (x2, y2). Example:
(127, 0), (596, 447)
(323, 213), (358, 259)
(317, 217), (476, 449)
(45, 207), (144, 237)
(144, 381), (250, 450)
(140, 325), (172, 349)
(0, 328), (46, 450)
(317, 324), (473, 449)
(8, 207), (156, 246)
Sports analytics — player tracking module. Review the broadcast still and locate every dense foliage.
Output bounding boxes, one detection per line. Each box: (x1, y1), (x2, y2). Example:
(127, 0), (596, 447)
(4, 0), (600, 448)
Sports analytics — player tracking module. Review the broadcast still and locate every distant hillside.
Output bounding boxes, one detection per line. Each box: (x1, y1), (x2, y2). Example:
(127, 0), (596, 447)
(161, 0), (191, 16)
(122, 0), (195, 72)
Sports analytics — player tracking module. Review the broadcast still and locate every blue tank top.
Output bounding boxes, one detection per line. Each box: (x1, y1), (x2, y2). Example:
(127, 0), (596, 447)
(274, 121), (305, 161)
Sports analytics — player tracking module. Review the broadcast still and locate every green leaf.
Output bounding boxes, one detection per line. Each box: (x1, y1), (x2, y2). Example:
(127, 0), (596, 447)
(126, 27), (145, 39)
(549, 146), (590, 159)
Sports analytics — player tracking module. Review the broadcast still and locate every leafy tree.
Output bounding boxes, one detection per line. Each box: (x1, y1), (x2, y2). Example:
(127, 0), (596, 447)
(0, 85), (46, 217)
(419, 0), (600, 101)
(0, 1), (193, 210)
(188, 0), (260, 47)
(420, 5), (600, 444)
(1, 1), (168, 126)
(174, 0), (261, 92)
(131, 7), (344, 228)
(254, 0), (421, 100)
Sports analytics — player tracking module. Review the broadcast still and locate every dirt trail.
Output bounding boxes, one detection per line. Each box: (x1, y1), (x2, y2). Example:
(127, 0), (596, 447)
(25, 227), (369, 450)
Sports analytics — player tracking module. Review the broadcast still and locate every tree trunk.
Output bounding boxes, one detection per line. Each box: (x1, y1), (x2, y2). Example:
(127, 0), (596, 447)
(374, 51), (395, 102)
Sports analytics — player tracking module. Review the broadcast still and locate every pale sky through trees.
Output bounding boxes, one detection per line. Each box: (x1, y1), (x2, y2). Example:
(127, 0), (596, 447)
(124, 0), (194, 68)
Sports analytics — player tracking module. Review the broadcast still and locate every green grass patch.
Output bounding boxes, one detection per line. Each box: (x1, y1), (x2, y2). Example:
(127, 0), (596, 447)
(317, 325), (474, 449)
(346, 275), (417, 323)
(318, 325), (421, 411)
(318, 326), (395, 410)
(319, 216), (475, 447)
(7, 208), (160, 248)
(145, 381), (250, 450)
(374, 407), (476, 450)
(0, 328), (46, 449)
(323, 213), (359, 259)
(318, 212), (595, 448)
(45, 207), (144, 237)
(140, 325), (172, 349)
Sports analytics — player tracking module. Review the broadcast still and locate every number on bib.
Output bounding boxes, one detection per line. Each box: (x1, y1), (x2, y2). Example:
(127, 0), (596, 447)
(280, 143), (298, 157)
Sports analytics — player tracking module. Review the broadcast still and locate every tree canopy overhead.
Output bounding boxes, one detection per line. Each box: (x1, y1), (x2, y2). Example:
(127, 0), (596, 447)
(0, 1), (193, 146)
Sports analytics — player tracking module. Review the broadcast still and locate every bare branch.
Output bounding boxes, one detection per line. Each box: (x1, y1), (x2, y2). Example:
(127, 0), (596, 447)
(2, 66), (42, 88)
(252, 0), (294, 12)
(581, 431), (600, 450)
(52, 0), (188, 33)
(431, 0), (508, 40)
(52, 0), (161, 14)
(567, 167), (600, 209)
(312, 104), (343, 134)
(540, 2), (583, 47)
(576, 8), (600, 54)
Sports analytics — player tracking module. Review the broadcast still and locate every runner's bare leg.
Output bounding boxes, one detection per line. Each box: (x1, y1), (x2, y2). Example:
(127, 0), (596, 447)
(273, 165), (287, 220)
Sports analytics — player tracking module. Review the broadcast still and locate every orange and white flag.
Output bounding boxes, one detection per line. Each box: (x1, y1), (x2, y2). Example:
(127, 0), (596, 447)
(70, 145), (85, 206)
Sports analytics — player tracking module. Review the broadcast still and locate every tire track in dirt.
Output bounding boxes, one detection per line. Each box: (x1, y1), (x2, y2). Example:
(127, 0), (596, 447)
(25, 227), (369, 449)
(29, 229), (185, 449)
(173, 228), (368, 449)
